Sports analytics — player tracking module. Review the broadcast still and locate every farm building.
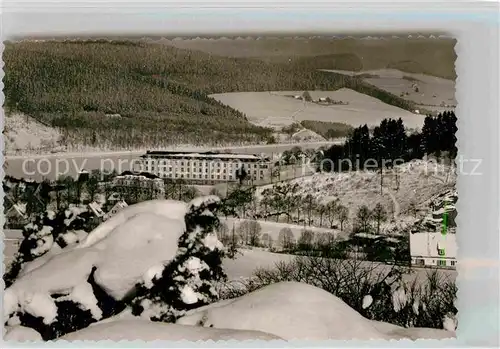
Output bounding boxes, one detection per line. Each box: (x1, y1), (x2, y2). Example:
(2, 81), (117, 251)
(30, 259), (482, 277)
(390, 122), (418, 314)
(410, 232), (457, 268)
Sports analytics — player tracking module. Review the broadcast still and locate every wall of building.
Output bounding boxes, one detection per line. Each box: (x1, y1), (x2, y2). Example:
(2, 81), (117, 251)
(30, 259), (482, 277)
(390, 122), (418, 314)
(410, 232), (457, 268)
(141, 153), (272, 184)
(411, 256), (457, 268)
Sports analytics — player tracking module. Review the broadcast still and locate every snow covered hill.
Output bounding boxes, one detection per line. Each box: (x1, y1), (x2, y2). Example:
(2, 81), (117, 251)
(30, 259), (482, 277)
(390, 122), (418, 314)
(4, 196), (456, 341)
(269, 159), (456, 229)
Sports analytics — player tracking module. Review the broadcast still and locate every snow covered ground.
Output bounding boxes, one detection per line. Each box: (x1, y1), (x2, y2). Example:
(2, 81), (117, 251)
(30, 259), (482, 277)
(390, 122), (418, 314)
(209, 88), (424, 130)
(320, 69), (456, 113)
(282, 159), (456, 225)
(59, 319), (282, 341)
(6, 282), (454, 341)
(177, 281), (455, 340)
(4, 197), (456, 341)
(220, 217), (343, 248)
(3, 113), (64, 156)
(222, 248), (457, 285)
(4, 199), (193, 324)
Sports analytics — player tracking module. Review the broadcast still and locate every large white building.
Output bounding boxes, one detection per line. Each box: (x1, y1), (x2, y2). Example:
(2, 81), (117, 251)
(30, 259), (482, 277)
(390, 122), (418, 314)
(410, 232), (457, 268)
(140, 151), (272, 184)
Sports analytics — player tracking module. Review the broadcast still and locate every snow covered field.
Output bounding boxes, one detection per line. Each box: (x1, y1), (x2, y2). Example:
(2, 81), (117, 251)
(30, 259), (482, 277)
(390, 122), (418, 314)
(209, 88), (424, 130)
(3, 114), (64, 156)
(222, 248), (456, 285)
(3, 228), (457, 288)
(220, 217), (343, 246)
(320, 69), (456, 113)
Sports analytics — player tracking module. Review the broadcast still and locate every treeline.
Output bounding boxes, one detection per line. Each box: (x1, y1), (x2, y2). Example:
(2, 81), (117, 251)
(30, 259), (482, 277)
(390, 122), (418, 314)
(299, 120), (353, 140)
(321, 111), (457, 172)
(3, 171), (205, 223)
(4, 41), (420, 149)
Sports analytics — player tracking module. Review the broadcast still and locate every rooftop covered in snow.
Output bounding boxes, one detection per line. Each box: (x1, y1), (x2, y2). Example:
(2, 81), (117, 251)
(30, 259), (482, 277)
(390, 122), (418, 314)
(141, 150), (271, 162)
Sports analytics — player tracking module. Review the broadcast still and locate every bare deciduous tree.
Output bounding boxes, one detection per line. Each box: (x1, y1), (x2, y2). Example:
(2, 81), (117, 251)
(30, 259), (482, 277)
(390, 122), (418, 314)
(372, 203), (388, 234)
(278, 227), (294, 250)
(326, 199), (339, 228)
(355, 205), (372, 233)
(238, 219), (262, 246)
(337, 205), (349, 232)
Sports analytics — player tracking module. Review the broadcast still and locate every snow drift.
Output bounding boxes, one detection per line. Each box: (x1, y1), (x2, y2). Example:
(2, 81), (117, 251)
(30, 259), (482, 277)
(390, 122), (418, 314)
(78, 199), (189, 248)
(59, 319), (282, 341)
(177, 281), (455, 340)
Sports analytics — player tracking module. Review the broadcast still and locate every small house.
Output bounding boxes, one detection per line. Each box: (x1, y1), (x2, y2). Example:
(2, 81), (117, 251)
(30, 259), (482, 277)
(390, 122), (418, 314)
(5, 203), (28, 229)
(104, 200), (128, 220)
(410, 232), (457, 268)
(88, 201), (106, 218)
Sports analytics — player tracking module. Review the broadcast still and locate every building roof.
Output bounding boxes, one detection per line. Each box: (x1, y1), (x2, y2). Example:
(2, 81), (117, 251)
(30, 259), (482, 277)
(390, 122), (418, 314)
(109, 200), (128, 212)
(6, 203), (27, 219)
(141, 150), (269, 161)
(88, 202), (106, 217)
(119, 171), (160, 179)
(410, 232), (457, 258)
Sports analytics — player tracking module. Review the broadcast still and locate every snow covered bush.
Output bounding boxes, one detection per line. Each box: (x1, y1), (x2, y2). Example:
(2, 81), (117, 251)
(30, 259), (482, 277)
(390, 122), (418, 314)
(219, 256), (457, 330)
(9, 266), (126, 340)
(4, 205), (100, 288)
(130, 196), (228, 322)
(4, 197), (231, 340)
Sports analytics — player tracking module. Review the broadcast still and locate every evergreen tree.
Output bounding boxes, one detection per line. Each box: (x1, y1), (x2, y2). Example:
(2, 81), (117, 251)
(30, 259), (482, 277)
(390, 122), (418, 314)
(421, 115), (438, 155)
(130, 197), (227, 322)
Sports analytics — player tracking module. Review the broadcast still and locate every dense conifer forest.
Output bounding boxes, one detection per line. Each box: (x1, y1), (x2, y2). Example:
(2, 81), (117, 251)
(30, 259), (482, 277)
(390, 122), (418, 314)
(4, 40), (421, 149)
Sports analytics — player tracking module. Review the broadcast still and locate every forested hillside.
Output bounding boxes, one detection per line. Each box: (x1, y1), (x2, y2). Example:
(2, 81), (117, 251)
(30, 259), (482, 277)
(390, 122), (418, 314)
(4, 40), (417, 149)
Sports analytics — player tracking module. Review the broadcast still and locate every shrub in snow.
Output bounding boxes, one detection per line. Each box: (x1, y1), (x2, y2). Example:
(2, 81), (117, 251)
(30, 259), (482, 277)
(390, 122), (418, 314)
(7, 266), (126, 341)
(4, 206), (100, 288)
(220, 256), (457, 330)
(130, 196), (228, 322)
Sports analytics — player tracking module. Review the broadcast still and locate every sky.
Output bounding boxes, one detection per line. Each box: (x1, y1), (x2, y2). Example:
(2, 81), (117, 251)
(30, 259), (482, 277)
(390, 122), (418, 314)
(1, 1), (497, 40)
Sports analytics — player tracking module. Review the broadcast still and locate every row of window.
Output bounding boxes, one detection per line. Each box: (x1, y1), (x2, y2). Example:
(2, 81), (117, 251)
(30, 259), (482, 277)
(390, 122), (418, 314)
(145, 166), (265, 175)
(113, 180), (163, 188)
(158, 173), (265, 180)
(414, 258), (456, 267)
(146, 160), (263, 168)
